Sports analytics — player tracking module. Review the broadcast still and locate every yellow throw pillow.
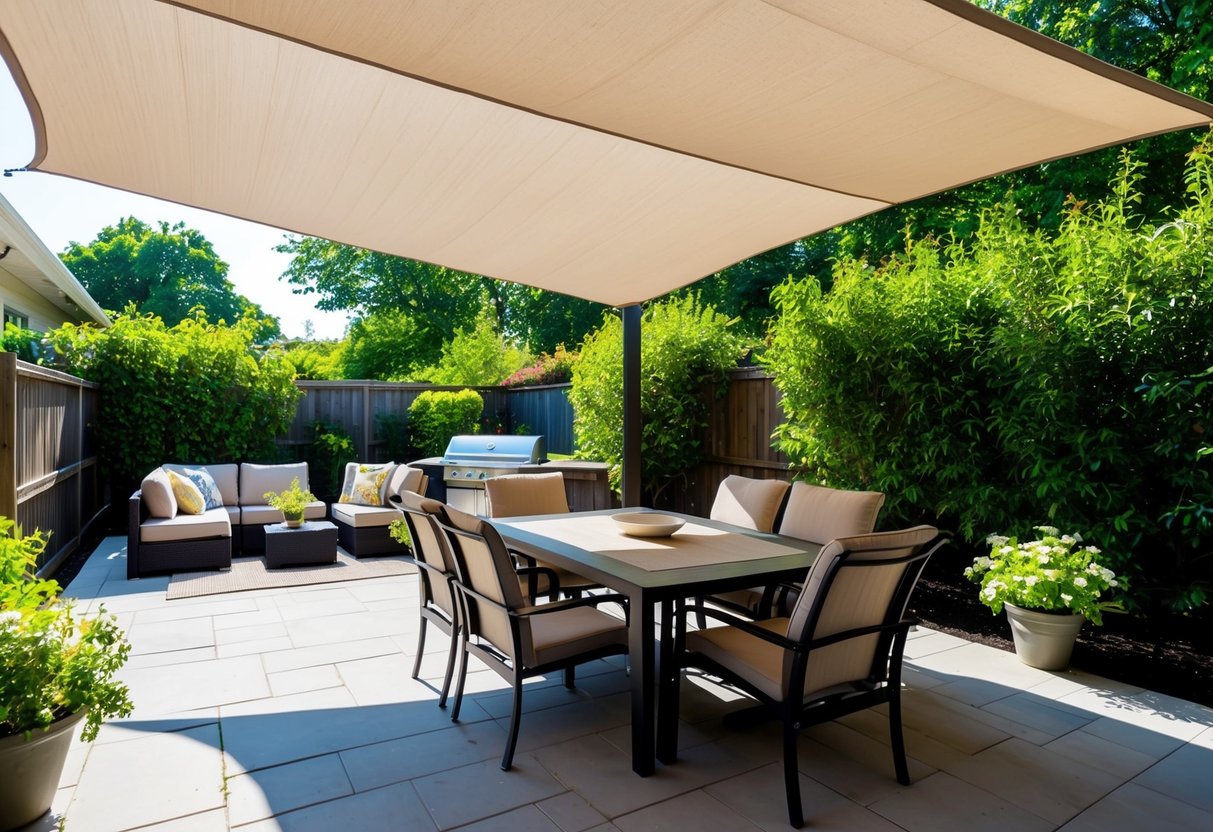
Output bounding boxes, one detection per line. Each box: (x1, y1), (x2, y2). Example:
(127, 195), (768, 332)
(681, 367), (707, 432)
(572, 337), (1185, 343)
(339, 464), (391, 506)
(167, 470), (205, 515)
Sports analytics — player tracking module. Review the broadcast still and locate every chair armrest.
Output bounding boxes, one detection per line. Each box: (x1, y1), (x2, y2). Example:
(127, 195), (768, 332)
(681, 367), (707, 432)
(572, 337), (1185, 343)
(515, 565), (562, 601)
(514, 592), (629, 619)
(680, 602), (803, 651)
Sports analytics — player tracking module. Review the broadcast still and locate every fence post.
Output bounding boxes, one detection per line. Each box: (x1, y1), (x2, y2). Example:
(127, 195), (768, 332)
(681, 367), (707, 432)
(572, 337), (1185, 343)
(0, 352), (16, 523)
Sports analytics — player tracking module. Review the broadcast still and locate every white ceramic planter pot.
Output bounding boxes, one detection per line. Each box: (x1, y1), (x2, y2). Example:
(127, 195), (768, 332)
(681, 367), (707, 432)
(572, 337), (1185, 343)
(0, 709), (86, 831)
(1004, 603), (1084, 670)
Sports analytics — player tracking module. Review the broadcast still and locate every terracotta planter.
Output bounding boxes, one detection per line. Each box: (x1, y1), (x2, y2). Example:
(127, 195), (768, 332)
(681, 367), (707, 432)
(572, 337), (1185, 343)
(0, 709), (86, 831)
(1004, 603), (1084, 670)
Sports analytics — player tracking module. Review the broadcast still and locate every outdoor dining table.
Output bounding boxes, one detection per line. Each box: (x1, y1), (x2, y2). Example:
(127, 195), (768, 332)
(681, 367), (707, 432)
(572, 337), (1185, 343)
(493, 507), (821, 777)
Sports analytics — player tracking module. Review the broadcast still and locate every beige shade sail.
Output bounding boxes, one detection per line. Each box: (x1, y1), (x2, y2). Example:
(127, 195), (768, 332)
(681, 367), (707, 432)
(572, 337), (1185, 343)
(2, 0), (1211, 307)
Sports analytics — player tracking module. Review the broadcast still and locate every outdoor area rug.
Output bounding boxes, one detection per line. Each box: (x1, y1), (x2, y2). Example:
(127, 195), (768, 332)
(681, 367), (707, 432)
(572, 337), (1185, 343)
(166, 551), (415, 599)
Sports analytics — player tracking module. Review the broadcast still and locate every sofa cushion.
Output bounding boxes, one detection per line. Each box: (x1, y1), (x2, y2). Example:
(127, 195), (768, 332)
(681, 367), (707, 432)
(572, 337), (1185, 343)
(332, 502), (403, 528)
(338, 462), (394, 506)
(163, 465), (223, 509)
(241, 501), (327, 525)
(140, 507), (231, 543)
(164, 464), (238, 506)
(167, 470), (206, 515)
(141, 468), (177, 519)
(240, 462), (309, 506)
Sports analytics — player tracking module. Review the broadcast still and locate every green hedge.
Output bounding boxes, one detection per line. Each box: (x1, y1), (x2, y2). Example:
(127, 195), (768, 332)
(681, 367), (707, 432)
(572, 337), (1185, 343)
(49, 309), (300, 501)
(407, 389), (484, 457)
(766, 142), (1213, 613)
(569, 297), (744, 503)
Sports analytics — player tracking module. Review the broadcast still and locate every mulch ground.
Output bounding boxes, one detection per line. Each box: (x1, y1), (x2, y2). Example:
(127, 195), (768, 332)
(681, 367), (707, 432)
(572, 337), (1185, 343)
(909, 556), (1213, 709)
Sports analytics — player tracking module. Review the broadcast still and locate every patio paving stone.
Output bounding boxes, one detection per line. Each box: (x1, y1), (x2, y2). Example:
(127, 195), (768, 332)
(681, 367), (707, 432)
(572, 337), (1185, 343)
(68, 723), (224, 832)
(37, 538), (1213, 831)
(411, 755), (566, 829)
(225, 754), (354, 826)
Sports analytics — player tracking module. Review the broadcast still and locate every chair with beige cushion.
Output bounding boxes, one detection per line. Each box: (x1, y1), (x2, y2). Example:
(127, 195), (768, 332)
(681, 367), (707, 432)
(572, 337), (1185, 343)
(661, 526), (946, 828)
(698, 476), (792, 622)
(485, 472), (601, 599)
(397, 491), (463, 709)
(771, 482), (887, 615)
(436, 505), (629, 770)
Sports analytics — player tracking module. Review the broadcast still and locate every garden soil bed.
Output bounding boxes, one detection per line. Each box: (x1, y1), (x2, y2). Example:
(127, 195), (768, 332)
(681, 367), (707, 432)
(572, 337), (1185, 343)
(910, 554), (1213, 709)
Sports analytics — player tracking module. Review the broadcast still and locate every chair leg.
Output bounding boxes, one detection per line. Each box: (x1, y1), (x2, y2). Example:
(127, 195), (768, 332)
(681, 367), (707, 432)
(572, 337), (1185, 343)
(564, 665), (576, 690)
(501, 678), (524, 771)
(888, 682), (911, 785)
(783, 721), (804, 828)
(450, 638), (470, 723)
(412, 617), (429, 679)
(438, 624), (460, 709)
(694, 596), (706, 629)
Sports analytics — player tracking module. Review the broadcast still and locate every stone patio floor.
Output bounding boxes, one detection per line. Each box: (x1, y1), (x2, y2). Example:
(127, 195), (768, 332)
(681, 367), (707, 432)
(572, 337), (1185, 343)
(26, 536), (1213, 831)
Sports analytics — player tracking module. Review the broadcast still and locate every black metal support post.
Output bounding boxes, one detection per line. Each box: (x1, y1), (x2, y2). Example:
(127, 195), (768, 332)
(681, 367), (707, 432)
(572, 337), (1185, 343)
(621, 304), (642, 507)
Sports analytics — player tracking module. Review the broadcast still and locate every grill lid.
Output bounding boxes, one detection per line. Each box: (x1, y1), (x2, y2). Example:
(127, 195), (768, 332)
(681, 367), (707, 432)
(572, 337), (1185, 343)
(441, 435), (546, 465)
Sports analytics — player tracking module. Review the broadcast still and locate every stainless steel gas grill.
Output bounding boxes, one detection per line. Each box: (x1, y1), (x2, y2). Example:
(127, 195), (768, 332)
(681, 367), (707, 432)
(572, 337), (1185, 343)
(441, 435), (547, 515)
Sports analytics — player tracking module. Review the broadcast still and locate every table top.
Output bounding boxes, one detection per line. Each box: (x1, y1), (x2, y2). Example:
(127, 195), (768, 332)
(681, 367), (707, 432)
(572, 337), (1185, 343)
(264, 520), (337, 536)
(495, 508), (819, 596)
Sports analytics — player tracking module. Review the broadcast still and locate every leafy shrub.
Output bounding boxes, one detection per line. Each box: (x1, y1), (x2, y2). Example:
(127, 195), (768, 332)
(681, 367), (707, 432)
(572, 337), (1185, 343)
(305, 420), (356, 499)
(281, 339), (345, 380)
(408, 389), (484, 457)
(1, 516), (132, 741)
(48, 308), (300, 504)
(1, 322), (41, 362)
(416, 307), (532, 386)
(502, 345), (578, 387)
(569, 297), (745, 503)
(375, 412), (412, 461)
(766, 140), (1213, 613)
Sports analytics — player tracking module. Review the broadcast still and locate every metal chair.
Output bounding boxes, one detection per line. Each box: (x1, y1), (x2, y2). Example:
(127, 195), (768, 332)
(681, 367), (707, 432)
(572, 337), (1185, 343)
(698, 475), (792, 623)
(662, 526), (947, 828)
(436, 505), (629, 770)
(485, 472), (601, 599)
(396, 491), (462, 709)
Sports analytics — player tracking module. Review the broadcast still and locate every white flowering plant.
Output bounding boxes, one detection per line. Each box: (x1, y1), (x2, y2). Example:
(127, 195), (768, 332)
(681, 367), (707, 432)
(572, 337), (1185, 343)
(964, 526), (1125, 625)
(1, 516), (132, 741)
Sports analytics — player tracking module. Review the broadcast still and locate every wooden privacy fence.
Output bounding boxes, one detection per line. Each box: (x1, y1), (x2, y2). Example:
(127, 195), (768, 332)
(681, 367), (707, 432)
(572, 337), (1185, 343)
(652, 367), (791, 517)
(0, 353), (105, 575)
(285, 372), (788, 512)
(283, 381), (575, 461)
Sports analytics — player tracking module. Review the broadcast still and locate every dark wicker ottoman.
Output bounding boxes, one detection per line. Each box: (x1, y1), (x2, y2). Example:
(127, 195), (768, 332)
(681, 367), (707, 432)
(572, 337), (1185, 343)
(264, 520), (338, 568)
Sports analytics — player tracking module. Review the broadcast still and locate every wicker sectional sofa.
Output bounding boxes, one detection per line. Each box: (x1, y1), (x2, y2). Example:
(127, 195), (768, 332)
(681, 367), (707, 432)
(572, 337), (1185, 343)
(127, 461), (325, 578)
(329, 464), (427, 557)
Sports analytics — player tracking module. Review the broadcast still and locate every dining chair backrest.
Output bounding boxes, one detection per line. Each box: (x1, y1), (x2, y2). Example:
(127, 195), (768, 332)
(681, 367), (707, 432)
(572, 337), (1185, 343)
(398, 491), (458, 618)
(485, 472), (569, 518)
(438, 506), (533, 665)
(783, 526), (941, 699)
(776, 482), (885, 544)
(709, 475), (791, 532)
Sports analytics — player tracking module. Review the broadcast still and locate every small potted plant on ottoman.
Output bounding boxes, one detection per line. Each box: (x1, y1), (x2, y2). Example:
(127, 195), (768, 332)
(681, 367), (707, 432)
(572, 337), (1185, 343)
(264, 477), (316, 528)
(1, 516), (133, 831)
(965, 526), (1125, 670)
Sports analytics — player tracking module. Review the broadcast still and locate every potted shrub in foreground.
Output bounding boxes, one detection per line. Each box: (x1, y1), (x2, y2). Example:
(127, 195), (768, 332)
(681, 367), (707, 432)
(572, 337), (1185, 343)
(264, 477), (316, 528)
(0, 517), (133, 830)
(965, 526), (1124, 670)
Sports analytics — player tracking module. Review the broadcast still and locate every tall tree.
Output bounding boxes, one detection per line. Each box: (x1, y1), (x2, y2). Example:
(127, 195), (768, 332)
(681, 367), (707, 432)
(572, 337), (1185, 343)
(60, 217), (279, 338)
(277, 236), (606, 353)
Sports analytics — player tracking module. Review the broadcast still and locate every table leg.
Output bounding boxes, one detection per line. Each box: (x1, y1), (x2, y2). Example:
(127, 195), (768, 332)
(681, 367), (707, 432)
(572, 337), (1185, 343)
(628, 590), (655, 776)
(656, 599), (678, 764)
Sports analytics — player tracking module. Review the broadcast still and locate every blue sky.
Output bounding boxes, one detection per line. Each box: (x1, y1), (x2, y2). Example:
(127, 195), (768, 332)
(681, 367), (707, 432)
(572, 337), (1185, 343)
(0, 64), (350, 340)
